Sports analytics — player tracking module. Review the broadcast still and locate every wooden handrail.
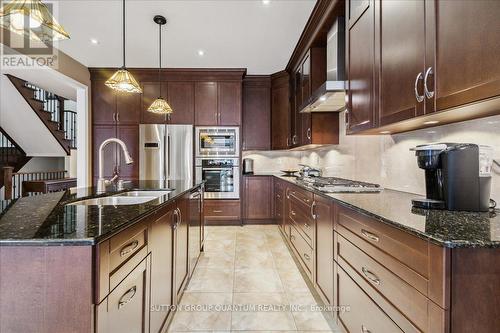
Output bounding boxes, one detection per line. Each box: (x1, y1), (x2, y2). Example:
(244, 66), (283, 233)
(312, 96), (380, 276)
(13, 170), (67, 176)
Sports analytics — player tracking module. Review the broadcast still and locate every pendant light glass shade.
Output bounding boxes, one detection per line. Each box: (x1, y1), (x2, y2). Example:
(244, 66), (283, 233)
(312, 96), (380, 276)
(106, 0), (142, 94)
(147, 97), (173, 114)
(105, 68), (142, 94)
(0, 0), (70, 42)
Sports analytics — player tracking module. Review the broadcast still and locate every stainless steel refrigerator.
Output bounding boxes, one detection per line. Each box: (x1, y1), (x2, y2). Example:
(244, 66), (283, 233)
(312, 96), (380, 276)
(139, 124), (193, 185)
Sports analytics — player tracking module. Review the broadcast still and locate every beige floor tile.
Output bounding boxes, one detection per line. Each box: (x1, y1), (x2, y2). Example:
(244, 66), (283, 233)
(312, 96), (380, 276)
(169, 292), (232, 332)
(197, 251), (235, 269)
(234, 268), (284, 292)
(187, 267), (234, 292)
(204, 239), (236, 253)
(232, 292), (288, 306)
(234, 249), (275, 270)
(231, 311), (297, 331)
(287, 292), (334, 331)
(235, 236), (268, 250)
(278, 269), (310, 293)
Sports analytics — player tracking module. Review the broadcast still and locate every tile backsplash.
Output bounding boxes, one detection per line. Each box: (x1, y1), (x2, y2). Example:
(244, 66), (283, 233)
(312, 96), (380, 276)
(243, 112), (500, 201)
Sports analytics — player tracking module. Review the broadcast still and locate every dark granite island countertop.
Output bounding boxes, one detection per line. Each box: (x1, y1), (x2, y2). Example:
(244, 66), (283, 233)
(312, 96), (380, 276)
(273, 175), (500, 248)
(0, 180), (202, 246)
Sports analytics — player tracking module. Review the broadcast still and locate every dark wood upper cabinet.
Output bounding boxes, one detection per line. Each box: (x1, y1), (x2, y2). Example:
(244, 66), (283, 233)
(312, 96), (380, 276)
(346, 0), (377, 133)
(92, 80), (116, 125)
(271, 72), (291, 150)
(167, 82), (195, 124)
(141, 82), (168, 124)
(243, 176), (273, 220)
(426, 0), (500, 113)
(194, 82), (218, 126)
(242, 76), (271, 150)
(116, 91), (141, 124)
(378, 0), (426, 126)
(218, 81), (242, 126)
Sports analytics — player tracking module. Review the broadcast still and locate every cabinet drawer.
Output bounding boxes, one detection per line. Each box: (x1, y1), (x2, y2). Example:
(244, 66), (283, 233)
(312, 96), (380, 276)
(338, 234), (428, 331)
(289, 200), (314, 245)
(290, 225), (313, 274)
(287, 184), (313, 208)
(204, 200), (241, 220)
(338, 266), (404, 333)
(337, 205), (428, 278)
(108, 223), (147, 273)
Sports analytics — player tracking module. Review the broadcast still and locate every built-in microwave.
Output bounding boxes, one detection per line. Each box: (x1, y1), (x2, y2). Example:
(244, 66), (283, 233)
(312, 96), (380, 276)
(195, 127), (239, 157)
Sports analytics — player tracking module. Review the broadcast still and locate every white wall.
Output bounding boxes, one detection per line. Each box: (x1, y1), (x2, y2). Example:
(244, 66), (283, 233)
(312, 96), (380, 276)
(18, 157), (65, 173)
(243, 112), (500, 202)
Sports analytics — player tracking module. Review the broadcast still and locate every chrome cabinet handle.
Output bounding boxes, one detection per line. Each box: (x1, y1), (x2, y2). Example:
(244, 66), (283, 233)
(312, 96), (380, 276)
(361, 325), (372, 333)
(414, 72), (424, 102)
(361, 229), (379, 242)
(116, 112), (120, 123)
(286, 137), (290, 147)
(303, 253), (311, 260)
(292, 134), (297, 145)
(424, 67), (434, 99)
(306, 128), (311, 141)
(345, 109), (349, 126)
(362, 267), (381, 285)
(277, 194), (281, 199)
(120, 240), (139, 257)
(173, 209), (179, 229)
(213, 210), (223, 213)
(290, 210), (296, 216)
(118, 286), (137, 309)
(310, 201), (316, 219)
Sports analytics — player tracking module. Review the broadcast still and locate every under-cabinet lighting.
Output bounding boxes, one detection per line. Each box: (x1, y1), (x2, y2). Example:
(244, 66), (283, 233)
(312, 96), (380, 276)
(379, 131), (391, 134)
(423, 120), (439, 125)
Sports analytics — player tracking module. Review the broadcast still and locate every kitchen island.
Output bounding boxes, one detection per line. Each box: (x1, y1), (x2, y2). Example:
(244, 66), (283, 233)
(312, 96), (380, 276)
(0, 180), (203, 333)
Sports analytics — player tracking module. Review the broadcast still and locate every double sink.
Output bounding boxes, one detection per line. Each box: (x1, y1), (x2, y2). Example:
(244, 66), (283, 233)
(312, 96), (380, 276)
(67, 190), (173, 206)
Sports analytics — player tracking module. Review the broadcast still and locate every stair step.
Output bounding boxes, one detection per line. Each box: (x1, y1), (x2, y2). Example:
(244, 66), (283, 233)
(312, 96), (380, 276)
(32, 97), (45, 103)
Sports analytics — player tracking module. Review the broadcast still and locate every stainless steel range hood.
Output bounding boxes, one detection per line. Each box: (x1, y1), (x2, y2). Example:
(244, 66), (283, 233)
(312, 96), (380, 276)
(300, 17), (346, 113)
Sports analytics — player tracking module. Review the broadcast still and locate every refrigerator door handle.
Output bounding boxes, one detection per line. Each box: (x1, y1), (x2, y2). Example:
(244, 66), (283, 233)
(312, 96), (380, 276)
(167, 134), (171, 180)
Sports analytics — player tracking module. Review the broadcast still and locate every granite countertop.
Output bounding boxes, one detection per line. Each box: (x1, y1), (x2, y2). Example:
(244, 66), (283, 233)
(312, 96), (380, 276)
(273, 175), (500, 248)
(0, 180), (202, 246)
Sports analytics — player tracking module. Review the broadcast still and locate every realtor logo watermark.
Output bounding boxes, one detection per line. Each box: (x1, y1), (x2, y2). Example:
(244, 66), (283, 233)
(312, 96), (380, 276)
(0, 1), (60, 70)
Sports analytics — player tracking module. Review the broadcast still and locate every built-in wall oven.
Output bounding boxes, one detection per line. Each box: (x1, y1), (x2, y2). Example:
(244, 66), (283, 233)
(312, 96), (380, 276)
(195, 157), (239, 199)
(195, 126), (239, 156)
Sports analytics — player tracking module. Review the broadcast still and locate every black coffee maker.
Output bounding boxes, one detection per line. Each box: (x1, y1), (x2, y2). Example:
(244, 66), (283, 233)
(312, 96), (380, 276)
(411, 143), (493, 212)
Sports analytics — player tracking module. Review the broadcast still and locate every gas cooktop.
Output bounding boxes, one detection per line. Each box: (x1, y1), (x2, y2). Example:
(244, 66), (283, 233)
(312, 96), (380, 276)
(296, 176), (382, 193)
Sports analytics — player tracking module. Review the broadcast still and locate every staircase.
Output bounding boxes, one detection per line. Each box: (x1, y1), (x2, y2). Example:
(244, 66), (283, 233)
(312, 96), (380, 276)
(0, 127), (31, 189)
(6, 75), (77, 155)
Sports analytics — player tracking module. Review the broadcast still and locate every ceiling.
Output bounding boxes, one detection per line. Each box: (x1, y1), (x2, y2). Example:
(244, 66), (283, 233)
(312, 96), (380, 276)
(55, 0), (316, 75)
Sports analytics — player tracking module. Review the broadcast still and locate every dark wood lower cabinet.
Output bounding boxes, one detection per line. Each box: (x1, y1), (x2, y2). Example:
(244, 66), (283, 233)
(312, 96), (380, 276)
(314, 195), (334, 305)
(149, 205), (175, 333)
(243, 176), (273, 222)
(204, 199), (241, 225)
(174, 194), (190, 302)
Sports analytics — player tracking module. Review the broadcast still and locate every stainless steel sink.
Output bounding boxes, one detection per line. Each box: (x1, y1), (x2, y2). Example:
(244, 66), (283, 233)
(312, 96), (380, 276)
(115, 190), (172, 197)
(67, 196), (158, 206)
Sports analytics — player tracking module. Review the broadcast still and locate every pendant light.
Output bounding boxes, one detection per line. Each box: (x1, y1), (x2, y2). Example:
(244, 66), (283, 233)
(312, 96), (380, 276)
(147, 15), (173, 115)
(0, 0), (70, 42)
(105, 0), (142, 94)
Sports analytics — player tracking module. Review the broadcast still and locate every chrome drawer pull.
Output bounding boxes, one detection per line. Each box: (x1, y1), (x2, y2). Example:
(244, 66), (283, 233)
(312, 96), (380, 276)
(212, 210), (223, 213)
(310, 201), (316, 219)
(361, 325), (372, 333)
(120, 240), (139, 257)
(303, 253), (311, 261)
(362, 267), (381, 285)
(304, 198), (310, 203)
(361, 229), (379, 242)
(291, 210), (296, 216)
(118, 286), (137, 309)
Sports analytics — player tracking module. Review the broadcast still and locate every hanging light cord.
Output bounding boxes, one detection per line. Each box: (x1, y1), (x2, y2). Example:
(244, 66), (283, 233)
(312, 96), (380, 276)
(122, 0), (126, 68)
(158, 21), (162, 96)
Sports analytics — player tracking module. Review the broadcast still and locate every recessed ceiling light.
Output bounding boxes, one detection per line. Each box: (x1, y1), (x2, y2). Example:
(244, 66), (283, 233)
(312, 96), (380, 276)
(262, 0), (271, 5)
(90, 38), (99, 45)
(197, 50), (205, 56)
(379, 130), (391, 134)
(423, 120), (439, 125)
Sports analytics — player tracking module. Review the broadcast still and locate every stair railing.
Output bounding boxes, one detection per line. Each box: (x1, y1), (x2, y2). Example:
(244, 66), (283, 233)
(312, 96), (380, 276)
(0, 127), (26, 167)
(2, 168), (67, 200)
(64, 110), (77, 148)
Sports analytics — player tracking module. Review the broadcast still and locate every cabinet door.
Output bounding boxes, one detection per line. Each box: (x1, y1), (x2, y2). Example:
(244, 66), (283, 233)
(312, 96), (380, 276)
(149, 206), (174, 333)
(195, 82), (218, 125)
(218, 81), (242, 125)
(314, 195), (334, 305)
(378, 0), (426, 126)
(301, 53), (311, 106)
(271, 75), (290, 150)
(174, 195), (189, 302)
(168, 82), (195, 124)
(346, 0), (376, 133)
(141, 82), (169, 124)
(426, 0), (500, 112)
(116, 90), (141, 124)
(92, 80), (116, 125)
(292, 69), (302, 146)
(93, 125), (117, 181)
(242, 81), (271, 150)
(188, 190), (202, 277)
(96, 256), (150, 333)
(116, 125), (139, 180)
(243, 176), (273, 220)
